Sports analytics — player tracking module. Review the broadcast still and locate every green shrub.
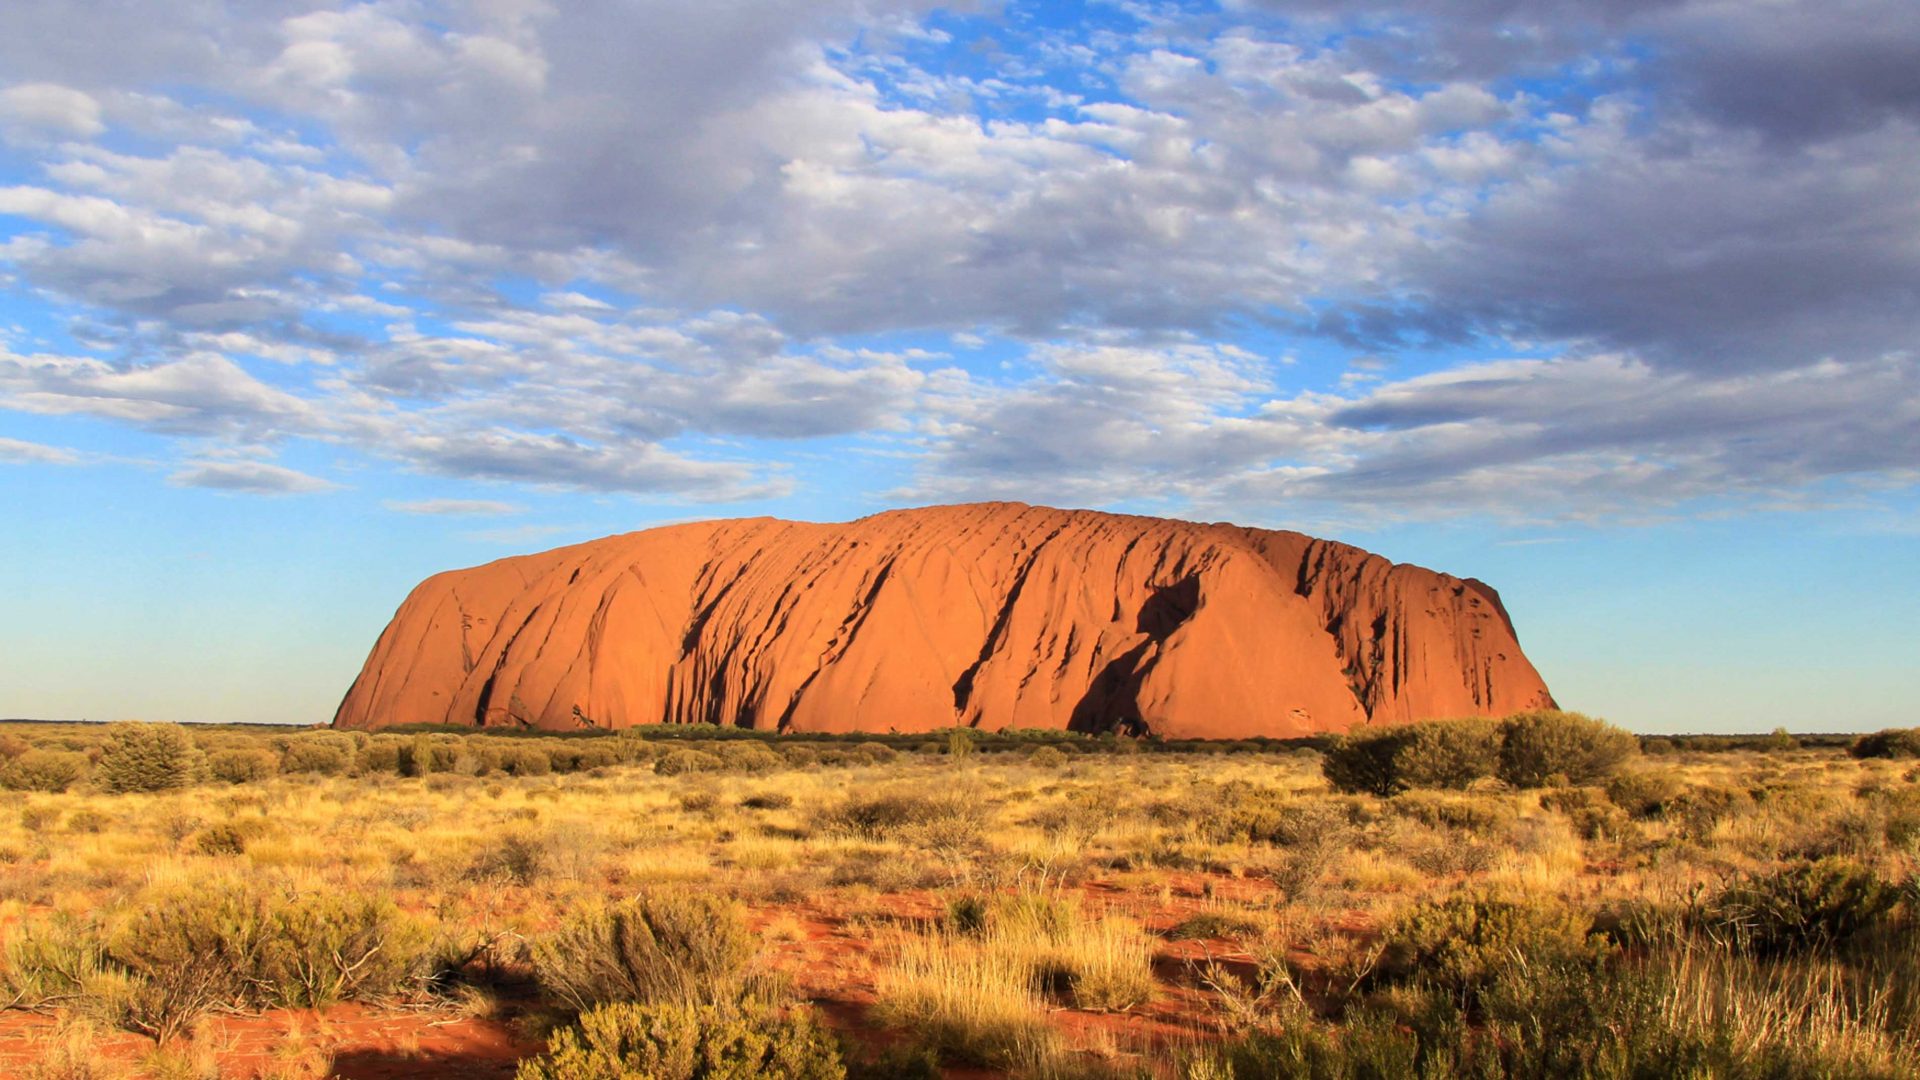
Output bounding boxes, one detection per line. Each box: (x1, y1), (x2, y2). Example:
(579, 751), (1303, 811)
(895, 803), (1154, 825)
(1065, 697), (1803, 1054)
(1168, 910), (1270, 941)
(1322, 720), (1498, 796)
(499, 745), (554, 777)
(0, 749), (88, 792)
(66, 808), (109, 834)
(1495, 710), (1638, 788)
(252, 890), (431, 1007)
(1389, 790), (1516, 834)
(567, 744), (623, 772)
(1852, 729), (1920, 760)
(207, 748), (278, 785)
(1027, 746), (1067, 768)
(1400, 720), (1501, 790)
(1, 912), (121, 1013)
(402, 734), (457, 776)
(531, 889), (757, 1012)
(277, 733), (356, 776)
(1661, 783), (1754, 837)
(356, 737), (407, 775)
(515, 1000), (844, 1080)
(820, 791), (984, 844)
(1603, 767), (1687, 818)
(654, 749), (724, 776)
(945, 730), (976, 759)
(1194, 782), (1294, 842)
(109, 880), (264, 1041)
(944, 894), (990, 936)
(465, 827), (556, 886)
(96, 723), (207, 794)
(109, 876), (432, 1041)
(1183, 1008), (1427, 1080)
(1381, 892), (1605, 1010)
(1189, 953), (1911, 1080)
(713, 742), (783, 773)
(1321, 727), (1418, 796)
(1701, 858), (1898, 956)
(849, 743), (898, 766)
(1537, 787), (1629, 841)
(191, 820), (267, 856)
(1875, 786), (1920, 849)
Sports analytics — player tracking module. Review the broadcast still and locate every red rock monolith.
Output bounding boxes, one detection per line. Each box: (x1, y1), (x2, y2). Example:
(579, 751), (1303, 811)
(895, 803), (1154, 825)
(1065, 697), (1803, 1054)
(334, 503), (1554, 738)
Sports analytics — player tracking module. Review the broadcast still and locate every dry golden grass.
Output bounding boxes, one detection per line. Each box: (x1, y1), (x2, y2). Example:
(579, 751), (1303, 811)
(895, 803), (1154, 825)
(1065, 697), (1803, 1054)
(0, 723), (1915, 1077)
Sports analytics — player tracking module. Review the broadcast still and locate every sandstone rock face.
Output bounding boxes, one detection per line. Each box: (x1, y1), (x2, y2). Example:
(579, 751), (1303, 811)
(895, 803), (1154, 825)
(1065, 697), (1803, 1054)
(334, 503), (1555, 738)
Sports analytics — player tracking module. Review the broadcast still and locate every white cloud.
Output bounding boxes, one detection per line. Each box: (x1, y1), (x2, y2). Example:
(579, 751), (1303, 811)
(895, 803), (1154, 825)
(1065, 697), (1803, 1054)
(167, 458), (338, 494)
(394, 429), (787, 501)
(0, 349), (326, 438)
(0, 435), (80, 464)
(910, 350), (1920, 522)
(0, 82), (103, 140)
(0, 0), (1911, 522)
(383, 497), (522, 516)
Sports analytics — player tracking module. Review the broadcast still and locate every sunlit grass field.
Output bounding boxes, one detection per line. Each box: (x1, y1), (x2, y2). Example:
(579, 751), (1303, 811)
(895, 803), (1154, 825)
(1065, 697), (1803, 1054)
(0, 719), (1915, 1078)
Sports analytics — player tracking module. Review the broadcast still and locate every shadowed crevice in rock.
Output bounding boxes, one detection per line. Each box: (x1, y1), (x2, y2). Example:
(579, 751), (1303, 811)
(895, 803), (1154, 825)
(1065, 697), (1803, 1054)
(1068, 574), (1202, 734)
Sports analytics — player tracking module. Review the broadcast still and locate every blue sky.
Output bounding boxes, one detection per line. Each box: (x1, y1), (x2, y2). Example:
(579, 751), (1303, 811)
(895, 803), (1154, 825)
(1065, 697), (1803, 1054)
(1, 0), (1916, 732)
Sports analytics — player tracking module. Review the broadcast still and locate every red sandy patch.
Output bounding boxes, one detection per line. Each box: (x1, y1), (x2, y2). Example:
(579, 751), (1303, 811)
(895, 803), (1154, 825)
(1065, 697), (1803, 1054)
(0, 870), (1327, 1077)
(0, 1004), (541, 1079)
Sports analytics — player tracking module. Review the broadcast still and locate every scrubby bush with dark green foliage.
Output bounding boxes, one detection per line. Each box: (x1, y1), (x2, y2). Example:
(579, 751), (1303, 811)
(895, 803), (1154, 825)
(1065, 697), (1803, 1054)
(1700, 858), (1900, 957)
(1535, 786), (1628, 841)
(402, 733), (459, 775)
(1662, 782), (1756, 838)
(0, 912), (121, 1012)
(532, 889), (757, 1013)
(107, 875), (433, 1041)
(1399, 719), (1501, 790)
(1852, 728), (1920, 760)
(96, 722), (207, 793)
(207, 747), (279, 784)
(654, 748), (726, 776)
(465, 827), (558, 886)
(1325, 712), (1631, 795)
(515, 999), (845, 1080)
(1380, 891), (1607, 1010)
(191, 819), (269, 856)
(355, 737), (406, 774)
(712, 741), (784, 773)
(1185, 952), (1908, 1080)
(819, 790), (986, 847)
(1320, 726), (1420, 797)
(498, 744), (554, 777)
(1197, 785), (1361, 853)
(1495, 710), (1639, 787)
(0, 748), (88, 792)
(1603, 766), (1687, 818)
(277, 732), (357, 775)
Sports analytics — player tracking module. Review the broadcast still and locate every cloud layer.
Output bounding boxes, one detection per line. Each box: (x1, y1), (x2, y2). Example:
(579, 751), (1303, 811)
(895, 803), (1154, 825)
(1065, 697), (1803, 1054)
(0, 0), (1913, 523)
